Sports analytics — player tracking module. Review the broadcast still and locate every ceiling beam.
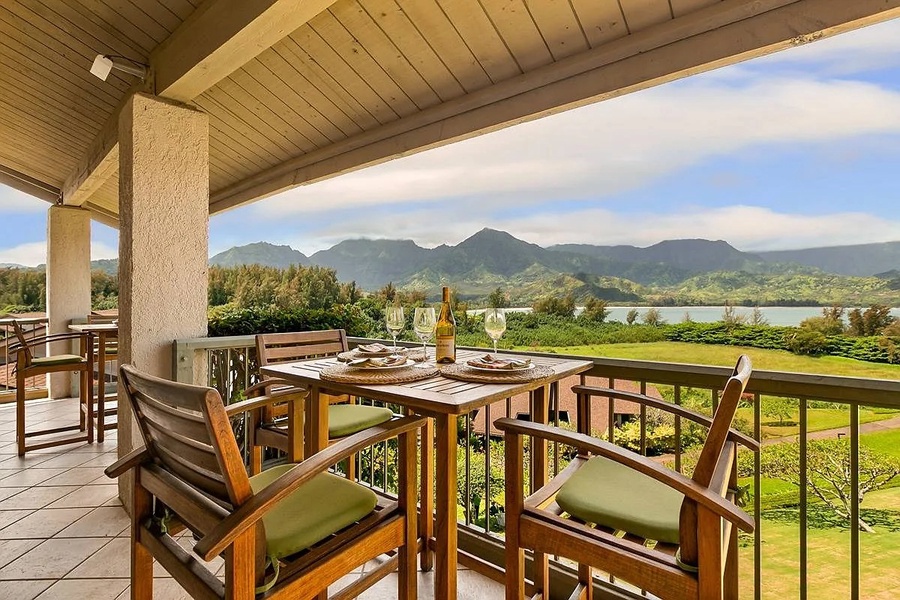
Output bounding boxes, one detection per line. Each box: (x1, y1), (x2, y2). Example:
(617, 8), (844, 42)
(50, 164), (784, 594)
(209, 0), (900, 213)
(0, 163), (59, 204)
(61, 0), (338, 212)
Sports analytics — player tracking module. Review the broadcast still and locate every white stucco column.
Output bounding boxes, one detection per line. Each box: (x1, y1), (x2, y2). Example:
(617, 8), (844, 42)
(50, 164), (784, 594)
(46, 205), (91, 398)
(117, 93), (209, 502)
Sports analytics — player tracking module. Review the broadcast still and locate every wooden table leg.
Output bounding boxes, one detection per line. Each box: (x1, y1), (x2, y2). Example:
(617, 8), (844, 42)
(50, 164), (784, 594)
(530, 384), (550, 595)
(434, 414), (458, 600)
(97, 332), (106, 443)
(419, 415), (434, 572)
(305, 385), (329, 457)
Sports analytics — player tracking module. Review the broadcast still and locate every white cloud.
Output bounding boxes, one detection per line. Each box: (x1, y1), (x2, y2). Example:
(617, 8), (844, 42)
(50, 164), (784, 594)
(0, 185), (51, 213)
(0, 241), (118, 267)
(256, 74), (900, 219)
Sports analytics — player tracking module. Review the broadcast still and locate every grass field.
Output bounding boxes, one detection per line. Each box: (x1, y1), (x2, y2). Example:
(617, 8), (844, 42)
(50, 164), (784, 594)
(738, 487), (900, 600)
(534, 341), (900, 380)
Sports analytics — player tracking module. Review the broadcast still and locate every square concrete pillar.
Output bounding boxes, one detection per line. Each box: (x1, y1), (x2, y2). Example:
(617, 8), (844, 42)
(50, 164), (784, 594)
(46, 206), (91, 398)
(117, 93), (209, 503)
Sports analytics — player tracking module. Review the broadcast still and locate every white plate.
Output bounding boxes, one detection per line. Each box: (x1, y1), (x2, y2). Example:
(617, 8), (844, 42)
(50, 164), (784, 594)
(349, 359), (415, 370)
(466, 362), (535, 373)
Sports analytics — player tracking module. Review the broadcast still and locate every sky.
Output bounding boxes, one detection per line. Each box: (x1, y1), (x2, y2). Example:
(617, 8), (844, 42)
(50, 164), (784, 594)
(2, 18), (900, 266)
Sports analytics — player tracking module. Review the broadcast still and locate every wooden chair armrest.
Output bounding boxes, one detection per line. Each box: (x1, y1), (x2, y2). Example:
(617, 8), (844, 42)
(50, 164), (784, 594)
(245, 378), (306, 398)
(495, 418), (754, 532)
(224, 384), (306, 418)
(104, 447), (151, 479)
(572, 385), (760, 451)
(195, 415), (427, 560)
(10, 332), (88, 352)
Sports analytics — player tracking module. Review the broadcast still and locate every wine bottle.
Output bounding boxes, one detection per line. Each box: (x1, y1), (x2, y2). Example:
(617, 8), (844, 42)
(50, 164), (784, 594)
(435, 286), (456, 363)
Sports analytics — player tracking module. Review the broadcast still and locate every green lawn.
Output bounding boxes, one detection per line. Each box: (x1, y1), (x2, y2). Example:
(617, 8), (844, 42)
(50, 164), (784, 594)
(533, 341), (900, 380)
(741, 406), (900, 439)
(739, 487), (900, 600)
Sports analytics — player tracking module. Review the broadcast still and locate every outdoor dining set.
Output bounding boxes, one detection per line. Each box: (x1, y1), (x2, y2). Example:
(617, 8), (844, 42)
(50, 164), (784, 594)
(7, 315), (755, 600)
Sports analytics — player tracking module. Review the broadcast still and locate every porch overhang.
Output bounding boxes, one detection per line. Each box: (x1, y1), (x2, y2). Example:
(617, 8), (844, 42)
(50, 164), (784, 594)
(1, 0), (898, 220)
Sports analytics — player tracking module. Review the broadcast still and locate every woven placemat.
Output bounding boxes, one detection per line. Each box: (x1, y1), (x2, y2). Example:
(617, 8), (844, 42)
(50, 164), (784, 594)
(321, 363), (438, 384)
(439, 363), (555, 383)
(338, 348), (427, 362)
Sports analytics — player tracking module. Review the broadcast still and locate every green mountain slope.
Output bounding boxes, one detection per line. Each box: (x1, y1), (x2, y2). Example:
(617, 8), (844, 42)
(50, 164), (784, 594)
(758, 241), (900, 276)
(210, 242), (307, 269)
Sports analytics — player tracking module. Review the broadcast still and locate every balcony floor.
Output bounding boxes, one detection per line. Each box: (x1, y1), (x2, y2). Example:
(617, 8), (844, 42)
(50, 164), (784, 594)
(0, 397), (503, 599)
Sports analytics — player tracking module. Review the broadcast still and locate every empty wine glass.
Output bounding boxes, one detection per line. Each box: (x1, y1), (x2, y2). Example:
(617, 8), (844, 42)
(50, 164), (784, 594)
(483, 308), (506, 354)
(413, 307), (436, 363)
(385, 306), (404, 350)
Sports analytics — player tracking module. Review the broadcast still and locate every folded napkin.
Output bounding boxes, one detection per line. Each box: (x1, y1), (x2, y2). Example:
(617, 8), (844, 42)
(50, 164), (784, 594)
(357, 342), (392, 354)
(466, 354), (532, 370)
(349, 355), (409, 368)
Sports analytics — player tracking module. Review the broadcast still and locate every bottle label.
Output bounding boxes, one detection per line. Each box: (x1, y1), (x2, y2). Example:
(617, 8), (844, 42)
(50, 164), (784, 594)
(436, 336), (456, 363)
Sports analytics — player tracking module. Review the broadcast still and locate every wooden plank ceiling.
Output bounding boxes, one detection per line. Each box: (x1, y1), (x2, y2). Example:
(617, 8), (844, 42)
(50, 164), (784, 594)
(0, 0), (898, 225)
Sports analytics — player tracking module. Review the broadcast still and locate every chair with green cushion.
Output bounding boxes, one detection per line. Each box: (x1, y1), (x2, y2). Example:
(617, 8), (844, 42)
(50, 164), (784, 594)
(251, 329), (394, 475)
(497, 355), (758, 600)
(106, 364), (422, 600)
(10, 320), (92, 455)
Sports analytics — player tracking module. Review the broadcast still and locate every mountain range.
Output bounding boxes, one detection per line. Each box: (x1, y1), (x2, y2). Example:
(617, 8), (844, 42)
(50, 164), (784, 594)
(206, 230), (900, 305)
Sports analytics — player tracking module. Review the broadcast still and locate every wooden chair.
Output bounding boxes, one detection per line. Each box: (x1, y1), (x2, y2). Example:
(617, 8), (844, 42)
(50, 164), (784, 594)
(10, 320), (92, 456)
(86, 312), (118, 441)
(251, 330), (393, 475)
(106, 364), (422, 600)
(497, 355), (759, 600)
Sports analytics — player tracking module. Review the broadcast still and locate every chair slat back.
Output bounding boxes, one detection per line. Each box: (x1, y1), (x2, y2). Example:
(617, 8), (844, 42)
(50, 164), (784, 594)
(11, 321), (33, 366)
(690, 355), (752, 488)
(256, 330), (349, 367)
(119, 364), (253, 508)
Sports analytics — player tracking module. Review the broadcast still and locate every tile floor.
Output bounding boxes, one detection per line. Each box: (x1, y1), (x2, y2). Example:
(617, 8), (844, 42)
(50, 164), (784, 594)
(0, 397), (503, 599)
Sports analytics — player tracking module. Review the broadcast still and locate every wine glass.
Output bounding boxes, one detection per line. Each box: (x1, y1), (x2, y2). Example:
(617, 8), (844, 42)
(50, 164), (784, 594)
(413, 307), (436, 362)
(385, 306), (404, 351)
(483, 308), (506, 354)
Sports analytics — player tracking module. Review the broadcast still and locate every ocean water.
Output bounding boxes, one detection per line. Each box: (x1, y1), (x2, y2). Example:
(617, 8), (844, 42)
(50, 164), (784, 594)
(603, 306), (900, 326)
(473, 306), (900, 327)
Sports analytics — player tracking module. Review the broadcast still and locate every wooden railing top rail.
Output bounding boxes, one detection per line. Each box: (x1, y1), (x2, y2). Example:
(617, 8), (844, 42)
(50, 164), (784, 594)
(172, 335), (900, 408)
(0, 317), (48, 326)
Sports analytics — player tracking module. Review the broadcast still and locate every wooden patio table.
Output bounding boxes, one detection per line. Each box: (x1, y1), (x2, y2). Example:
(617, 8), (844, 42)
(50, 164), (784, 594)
(262, 348), (592, 600)
(69, 323), (117, 442)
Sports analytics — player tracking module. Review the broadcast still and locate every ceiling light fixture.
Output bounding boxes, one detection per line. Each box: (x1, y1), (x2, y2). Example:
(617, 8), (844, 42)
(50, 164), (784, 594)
(90, 54), (148, 81)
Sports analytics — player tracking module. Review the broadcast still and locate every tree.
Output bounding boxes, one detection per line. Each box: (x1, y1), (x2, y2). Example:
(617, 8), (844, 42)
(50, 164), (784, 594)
(625, 308), (639, 325)
(749, 306), (768, 326)
(848, 305), (896, 336)
(532, 295), (575, 318)
(642, 307), (665, 326)
(722, 302), (747, 326)
(800, 306), (845, 336)
(760, 438), (900, 532)
(486, 287), (509, 309)
(761, 396), (794, 426)
(578, 297), (609, 323)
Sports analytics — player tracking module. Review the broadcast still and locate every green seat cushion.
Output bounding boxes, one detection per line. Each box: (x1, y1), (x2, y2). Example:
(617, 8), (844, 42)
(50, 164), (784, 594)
(31, 354), (84, 367)
(249, 464), (377, 560)
(556, 456), (684, 545)
(327, 404), (393, 438)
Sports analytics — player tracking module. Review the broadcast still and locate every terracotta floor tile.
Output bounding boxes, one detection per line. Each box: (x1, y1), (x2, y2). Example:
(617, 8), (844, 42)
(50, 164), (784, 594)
(0, 539), (43, 570)
(56, 506), (129, 538)
(36, 467), (108, 487)
(46, 484), (118, 509)
(0, 579), (54, 600)
(0, 537), (110, 579)
(65, 537), (129, 579)
(0, 468), (68, 488)
(0, 510), (34, 532)
(0, 487), (80, 510)
(35, 577), (129, 599)
(0, 508), (91, 539)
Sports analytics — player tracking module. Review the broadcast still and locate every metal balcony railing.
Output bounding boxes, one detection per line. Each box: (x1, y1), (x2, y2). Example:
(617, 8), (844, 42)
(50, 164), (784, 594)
(173, 334), (900, 600)
(0, 316), (49, 403)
